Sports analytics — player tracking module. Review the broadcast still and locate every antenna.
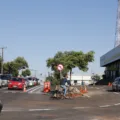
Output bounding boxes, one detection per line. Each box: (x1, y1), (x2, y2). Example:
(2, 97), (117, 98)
(115, 0), (120, 47)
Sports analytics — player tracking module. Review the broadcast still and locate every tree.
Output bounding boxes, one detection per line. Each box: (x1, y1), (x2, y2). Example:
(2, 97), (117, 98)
(46, 50), (95, 81)
(14, 57), (28, 70)
(22, 69), (31, 77)
(3, 61), (19, 77)
(2, 57), (29, 77)
(91, 74), (101, 82)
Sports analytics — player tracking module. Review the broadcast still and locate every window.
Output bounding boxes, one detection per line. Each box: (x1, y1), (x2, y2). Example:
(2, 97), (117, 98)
(74, 80), (77, 83)
(12, 78), (22, 82)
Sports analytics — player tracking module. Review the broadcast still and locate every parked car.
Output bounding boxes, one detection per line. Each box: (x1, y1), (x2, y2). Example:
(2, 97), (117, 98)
(112, 77), (120, 91)
(1, 75), (9, 87)
(0, 74), (12, 87)
(27, 77), (34, 87)
(24, 78), (29, 88)
(33, 77), (37, 86)
(8, 77), (25, 90)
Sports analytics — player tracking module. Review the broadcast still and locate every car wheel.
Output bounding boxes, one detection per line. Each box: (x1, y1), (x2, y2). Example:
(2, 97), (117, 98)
(112, 87), (115, 91)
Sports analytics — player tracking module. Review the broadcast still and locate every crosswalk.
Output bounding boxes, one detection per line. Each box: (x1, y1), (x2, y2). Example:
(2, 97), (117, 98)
(0, 85), (44, 94)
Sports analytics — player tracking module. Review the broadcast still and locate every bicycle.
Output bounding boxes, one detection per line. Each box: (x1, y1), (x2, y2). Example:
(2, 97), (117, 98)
(50, 86), (75, 100)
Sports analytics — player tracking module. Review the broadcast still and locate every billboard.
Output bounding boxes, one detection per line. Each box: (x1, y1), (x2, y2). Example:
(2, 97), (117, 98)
(100, 45), (120, 67)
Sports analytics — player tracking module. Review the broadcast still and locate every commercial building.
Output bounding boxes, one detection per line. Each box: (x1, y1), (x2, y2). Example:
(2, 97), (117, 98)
(100, 45), (120, 79)
(100, 0), (120, 80)
(68, 75), (93, 86)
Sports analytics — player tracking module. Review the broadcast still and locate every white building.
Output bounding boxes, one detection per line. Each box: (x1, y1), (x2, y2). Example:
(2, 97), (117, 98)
(68, 75), (93, 86)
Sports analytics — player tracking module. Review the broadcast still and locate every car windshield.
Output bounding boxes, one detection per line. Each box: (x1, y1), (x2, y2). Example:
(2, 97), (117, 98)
(1, 75), (10, 80)
(114, 78), (120, 82)
(28, 78), (33, 80)
(11, 78), (22, 82)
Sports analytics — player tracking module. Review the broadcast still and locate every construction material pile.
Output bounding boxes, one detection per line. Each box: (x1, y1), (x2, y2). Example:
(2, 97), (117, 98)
(68, 86), (80, 93)
(55, 85), (87, 98)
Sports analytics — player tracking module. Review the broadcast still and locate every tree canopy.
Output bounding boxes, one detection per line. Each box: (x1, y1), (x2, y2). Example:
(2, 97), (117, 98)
(46, 50), (95, 81)
(0, 56), (30, 77)
(91, 74), (101, 81)
(22, 69), (31, 77)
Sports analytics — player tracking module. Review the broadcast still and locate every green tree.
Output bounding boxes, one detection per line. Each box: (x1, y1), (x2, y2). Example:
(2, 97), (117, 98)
(14, 57), (28, 70)
(3, 61), (19, 77)
(3, 57), (29, 77)
(91, 74), (101, 82)
(22, 69), (31, 77)
(46, 51), (95, 81)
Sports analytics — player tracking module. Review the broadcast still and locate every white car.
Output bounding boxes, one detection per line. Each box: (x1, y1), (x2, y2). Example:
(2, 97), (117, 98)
(1, 75), (9, 87)
(27, 77), (34, 87)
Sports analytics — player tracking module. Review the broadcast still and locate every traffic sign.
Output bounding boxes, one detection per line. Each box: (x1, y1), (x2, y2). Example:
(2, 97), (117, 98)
(57, 64), (64, 71)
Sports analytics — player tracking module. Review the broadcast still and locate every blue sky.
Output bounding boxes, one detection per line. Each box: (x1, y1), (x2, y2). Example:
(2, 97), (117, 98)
(0, 0), (118, 77)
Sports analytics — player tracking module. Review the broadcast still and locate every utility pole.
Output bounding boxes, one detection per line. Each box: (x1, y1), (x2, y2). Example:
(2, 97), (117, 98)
(0, 47), (7, 74)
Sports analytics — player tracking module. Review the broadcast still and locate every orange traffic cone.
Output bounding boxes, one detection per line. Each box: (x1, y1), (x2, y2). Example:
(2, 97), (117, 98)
(108, 82), (111, 86)
(84, 86), (88, 93)
(80, 86), (83, 93)
(23, 85), (26, 92)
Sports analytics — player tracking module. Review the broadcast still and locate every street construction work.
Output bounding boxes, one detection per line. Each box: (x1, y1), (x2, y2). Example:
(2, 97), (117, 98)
(49, 85), (88, 99)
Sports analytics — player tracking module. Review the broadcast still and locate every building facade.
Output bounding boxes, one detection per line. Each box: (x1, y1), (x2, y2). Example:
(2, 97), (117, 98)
(100, 45), (120, 80)
(68, 75), (93, 86)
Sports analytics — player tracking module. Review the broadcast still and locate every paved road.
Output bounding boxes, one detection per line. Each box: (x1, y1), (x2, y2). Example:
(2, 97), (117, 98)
(1, 85), (120, 120)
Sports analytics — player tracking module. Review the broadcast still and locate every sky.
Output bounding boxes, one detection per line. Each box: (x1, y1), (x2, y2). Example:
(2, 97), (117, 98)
(0, 0), (118, 78)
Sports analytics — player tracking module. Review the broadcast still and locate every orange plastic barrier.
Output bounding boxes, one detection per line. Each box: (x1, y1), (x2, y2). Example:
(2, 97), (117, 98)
(43, 81), (51, 93)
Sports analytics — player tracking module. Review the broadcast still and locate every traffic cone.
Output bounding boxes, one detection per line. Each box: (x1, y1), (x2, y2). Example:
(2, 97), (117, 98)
(108, 82), (111, 86)
(23, 85), (26, 92)
(84, 86), (88, 93)
(80, 86), (83, 93)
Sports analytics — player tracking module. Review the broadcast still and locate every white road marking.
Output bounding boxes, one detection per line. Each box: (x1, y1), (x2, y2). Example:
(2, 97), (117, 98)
(28, 86), (42, 93)
(114, 92), (119, 94)
(2, 108), (25, 112)
(96, 88), (100, 90)
(115, 103), (120, 106)
(100, 105), (111, 108)
(0, 87), (7, 90)
(29, 108), (53, 111)
(26, 86), (40, 92)
(73, 107), (90, 109)
(4, 91), (9, 93)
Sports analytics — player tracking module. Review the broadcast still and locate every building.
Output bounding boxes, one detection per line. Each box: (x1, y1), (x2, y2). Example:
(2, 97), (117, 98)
(100, 45), (120, 79)
(100, 0), (120, 80)
(68, 75), (93, 86)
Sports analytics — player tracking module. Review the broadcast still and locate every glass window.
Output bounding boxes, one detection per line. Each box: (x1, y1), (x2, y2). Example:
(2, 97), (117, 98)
(12, 78), (22, 82)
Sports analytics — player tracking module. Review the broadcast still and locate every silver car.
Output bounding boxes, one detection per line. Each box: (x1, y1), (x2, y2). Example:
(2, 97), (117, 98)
(112, 77), (120, 91)
(1, 75), (9, 87)
(24, 78), (29, 88)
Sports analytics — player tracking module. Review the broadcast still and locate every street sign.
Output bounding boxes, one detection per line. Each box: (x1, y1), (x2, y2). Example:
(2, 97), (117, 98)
(57, 64), (64, 71)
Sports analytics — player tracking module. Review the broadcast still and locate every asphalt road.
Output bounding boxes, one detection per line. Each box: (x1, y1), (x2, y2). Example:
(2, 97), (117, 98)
(1, 85), (120, 120)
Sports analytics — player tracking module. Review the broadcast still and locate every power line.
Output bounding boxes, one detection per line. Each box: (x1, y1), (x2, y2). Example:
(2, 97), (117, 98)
(0, 47), (7, 74)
